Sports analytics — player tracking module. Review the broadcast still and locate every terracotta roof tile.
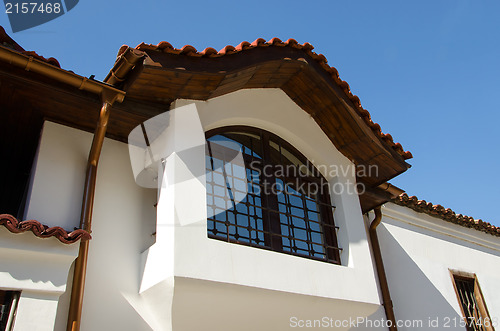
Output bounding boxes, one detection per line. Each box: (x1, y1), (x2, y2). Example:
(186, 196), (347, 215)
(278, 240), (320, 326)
(235, 41), (251, 51)
(393, 194), (500, 237)
(19, 50), (61, 68)
(135, 37), (412, 160)
(0, 214), (91, 244)
(0, 25), (23, 52)
(200, 47), (218, 56)
(1, 25), (61, 68)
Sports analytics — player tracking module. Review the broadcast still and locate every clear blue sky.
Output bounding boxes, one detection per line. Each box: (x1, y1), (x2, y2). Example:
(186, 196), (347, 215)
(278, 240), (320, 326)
(2, 0), (499, 226)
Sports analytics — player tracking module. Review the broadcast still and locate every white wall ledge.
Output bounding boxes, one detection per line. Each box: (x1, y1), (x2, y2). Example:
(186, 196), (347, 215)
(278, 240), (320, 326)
(382, 203), (500, 252)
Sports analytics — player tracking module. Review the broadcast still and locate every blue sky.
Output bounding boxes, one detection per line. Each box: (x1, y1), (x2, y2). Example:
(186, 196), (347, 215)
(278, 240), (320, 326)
(2, 0), (499, 226)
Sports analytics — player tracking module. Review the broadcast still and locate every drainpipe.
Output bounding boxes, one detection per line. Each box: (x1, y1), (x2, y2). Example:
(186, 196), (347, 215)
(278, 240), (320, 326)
(66, 48), (144, 331)
(66, 100), (111, 331)
(370, 207), (398, 331)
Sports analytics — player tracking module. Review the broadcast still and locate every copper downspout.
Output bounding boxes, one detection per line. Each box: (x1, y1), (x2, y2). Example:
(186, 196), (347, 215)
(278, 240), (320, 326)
(370, 207), (398, 331)
(66, 47), (144, 331)
(66, 102), (111, 331)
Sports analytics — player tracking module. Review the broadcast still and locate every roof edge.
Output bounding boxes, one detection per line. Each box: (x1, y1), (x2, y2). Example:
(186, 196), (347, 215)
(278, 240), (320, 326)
(0, 214), (91, 244)
(1, 25), (60, 67)
(131, 37), (412, 160)
(392, 193), (500, 237)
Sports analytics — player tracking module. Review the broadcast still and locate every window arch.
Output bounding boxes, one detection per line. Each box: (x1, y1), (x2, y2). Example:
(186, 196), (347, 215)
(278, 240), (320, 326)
(205, 126), (341, 264)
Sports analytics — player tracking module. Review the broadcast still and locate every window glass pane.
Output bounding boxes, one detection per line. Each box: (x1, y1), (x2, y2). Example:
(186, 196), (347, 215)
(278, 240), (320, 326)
(207, 132), (266, 247)
(206, 127), (340, 264)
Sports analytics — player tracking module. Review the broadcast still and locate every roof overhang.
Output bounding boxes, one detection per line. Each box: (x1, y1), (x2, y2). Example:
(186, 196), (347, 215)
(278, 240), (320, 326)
(0, 34), (412, 214)
(113, 39), (412, 212)
(0, 44), (159, 142)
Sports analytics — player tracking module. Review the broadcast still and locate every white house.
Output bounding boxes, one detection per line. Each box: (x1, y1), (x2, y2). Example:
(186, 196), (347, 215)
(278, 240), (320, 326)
(1, 27), (499, 331)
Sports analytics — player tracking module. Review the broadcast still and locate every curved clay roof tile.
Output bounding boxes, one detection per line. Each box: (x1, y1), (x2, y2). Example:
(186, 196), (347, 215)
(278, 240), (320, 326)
(285, 38), (300, 47)
(301, 42), (314, 51)
(0, 214), (91, 244)
(180, 45), (198, 55)
(267, 37), (283, 45)
(157, 41), (174, 50)
(235, 41), (251, 51)
(200, 47), (218, 56)
(251, 38), (267, 47)
(393, 194), (499, 237)
(218, 45), (236, 55)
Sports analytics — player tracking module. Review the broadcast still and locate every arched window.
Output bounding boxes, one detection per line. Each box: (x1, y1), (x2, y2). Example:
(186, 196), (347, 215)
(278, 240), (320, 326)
(205, 126), (341, 264)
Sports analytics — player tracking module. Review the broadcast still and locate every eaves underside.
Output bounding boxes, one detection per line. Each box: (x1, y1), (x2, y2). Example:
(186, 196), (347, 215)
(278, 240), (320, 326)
(118, 39), (412, 192)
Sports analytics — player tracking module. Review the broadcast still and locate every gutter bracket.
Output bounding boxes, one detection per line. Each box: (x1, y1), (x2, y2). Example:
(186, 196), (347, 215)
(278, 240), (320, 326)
(101, 88), (124, 105)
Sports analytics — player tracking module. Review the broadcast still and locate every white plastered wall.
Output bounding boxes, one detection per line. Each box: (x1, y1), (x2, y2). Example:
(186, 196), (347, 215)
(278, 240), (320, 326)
(0, 229), (78, 331)
(177, 88), (378, 297)
(138, 88), (383, 330)
(374, 203), (500, 330)
(25, 121), (90, 229)
(1, 121), (84, 331)
(12, 121), (158, 331)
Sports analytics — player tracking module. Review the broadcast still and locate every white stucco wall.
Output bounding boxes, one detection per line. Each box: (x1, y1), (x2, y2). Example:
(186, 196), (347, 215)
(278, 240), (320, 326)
(175, 89), (379, 298)
(372, 203), (500, 331)
(40, 122), (157, 331)
(138, 88), (383, 330)
(9, 121), (157, 331)
(25, 121), (90, 229)
(1, 121), (84, 331)
(0, 229), (78, 331)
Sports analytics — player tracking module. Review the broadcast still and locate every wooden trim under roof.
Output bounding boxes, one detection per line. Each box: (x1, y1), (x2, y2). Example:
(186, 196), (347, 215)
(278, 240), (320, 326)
(112, 38), (413, 211)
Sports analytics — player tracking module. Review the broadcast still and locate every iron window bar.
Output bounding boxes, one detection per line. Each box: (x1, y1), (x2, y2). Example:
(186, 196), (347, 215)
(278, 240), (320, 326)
(206, 126), (342, 264)
(451, 273), (495, 331)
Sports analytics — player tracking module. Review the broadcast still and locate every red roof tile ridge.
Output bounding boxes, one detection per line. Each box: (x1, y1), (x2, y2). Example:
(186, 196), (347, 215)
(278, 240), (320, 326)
(133, 37), (412, 160)
(393, 193), (500, 237)
(1, 26), (61, 68)
(20, 50), (61, 68)
(0, 214), (91, 244)
(0, 25), (24, 52)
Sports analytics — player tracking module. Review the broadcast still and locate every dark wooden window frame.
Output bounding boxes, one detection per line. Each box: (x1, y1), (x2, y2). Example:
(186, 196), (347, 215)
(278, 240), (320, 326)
(450, 270), (495, 331)
(205, 126), (341, 264)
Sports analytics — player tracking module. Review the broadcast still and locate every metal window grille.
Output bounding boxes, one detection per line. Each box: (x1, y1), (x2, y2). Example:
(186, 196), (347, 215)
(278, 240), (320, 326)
(453, 275), (494, 331)
(206, 127), (341, 264)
